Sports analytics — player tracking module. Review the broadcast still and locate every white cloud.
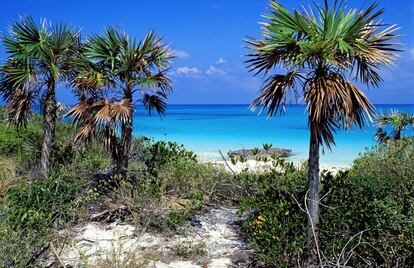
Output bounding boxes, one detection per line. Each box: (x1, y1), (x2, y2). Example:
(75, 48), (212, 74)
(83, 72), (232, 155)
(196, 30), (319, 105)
(206, 65), (226, 75)
(176, 66), (202, 75)
(216, 57), (227, 64)
(174, 50), (190, 59)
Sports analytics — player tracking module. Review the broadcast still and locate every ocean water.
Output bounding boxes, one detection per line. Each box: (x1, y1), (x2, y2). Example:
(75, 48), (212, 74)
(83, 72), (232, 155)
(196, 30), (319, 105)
(132, 104), (414, 165)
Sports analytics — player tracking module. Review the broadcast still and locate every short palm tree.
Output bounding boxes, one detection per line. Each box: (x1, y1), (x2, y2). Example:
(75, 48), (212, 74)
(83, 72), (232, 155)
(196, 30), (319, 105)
(0, 16), (80, 178)
(65, 28), (173, 172)
(375, 110), (414, 142)
(246, 1), (399, 263)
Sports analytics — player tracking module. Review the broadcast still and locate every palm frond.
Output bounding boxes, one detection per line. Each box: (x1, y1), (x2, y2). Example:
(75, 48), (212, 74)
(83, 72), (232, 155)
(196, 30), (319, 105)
(142, 93), (167, 116)
(251, 71), (302, 117)
(65, 98), (132, 147)
(110, 99), (132, 126)
(374, 127), (390, 143)
(304, 71), (375, 149)
(6, 88), (35, 128)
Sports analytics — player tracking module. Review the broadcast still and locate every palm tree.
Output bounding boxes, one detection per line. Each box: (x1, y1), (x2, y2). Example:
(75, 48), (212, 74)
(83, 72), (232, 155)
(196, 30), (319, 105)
(246, 1), (399, 263)
(65, 27), (173, 173)
(0, 16), (80, 178)
(375, 110), (414, 142)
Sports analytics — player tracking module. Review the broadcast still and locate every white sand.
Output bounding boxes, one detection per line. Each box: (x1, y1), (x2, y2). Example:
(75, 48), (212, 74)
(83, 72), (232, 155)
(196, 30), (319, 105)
(206, 159), (349, 174)
(43, 208), (247, 267)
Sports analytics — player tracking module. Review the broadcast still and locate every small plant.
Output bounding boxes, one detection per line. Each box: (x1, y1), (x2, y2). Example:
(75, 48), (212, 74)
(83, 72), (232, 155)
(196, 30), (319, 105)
(251, 147), (260, 156)
(262, 143), (272, 151)
(173, 241), (207, 259)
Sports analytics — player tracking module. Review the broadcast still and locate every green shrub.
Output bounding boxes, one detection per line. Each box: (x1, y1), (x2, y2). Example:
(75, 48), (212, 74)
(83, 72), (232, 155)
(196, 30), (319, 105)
(319, 138), (414, 266)
(0, 172), (85, 267)
(0, 119), (43, 159)
(239, 139), (414, 267)
(158, 160), (237, 204)
(238, 166), (308, 267)
(138, 139), (197, 176)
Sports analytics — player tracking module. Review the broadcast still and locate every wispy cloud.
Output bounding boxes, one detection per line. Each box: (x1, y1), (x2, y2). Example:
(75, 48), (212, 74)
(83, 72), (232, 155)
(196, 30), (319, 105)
(173, 66), (204, 78)
(216, 57), (227, 64)
(174, 50), (190, 59)
(176, 66), (202, 75)
(206, 65), (226, 75)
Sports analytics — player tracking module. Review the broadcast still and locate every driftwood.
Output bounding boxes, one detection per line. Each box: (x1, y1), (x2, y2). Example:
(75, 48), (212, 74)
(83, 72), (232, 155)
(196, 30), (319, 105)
(219, 149), (236, 175)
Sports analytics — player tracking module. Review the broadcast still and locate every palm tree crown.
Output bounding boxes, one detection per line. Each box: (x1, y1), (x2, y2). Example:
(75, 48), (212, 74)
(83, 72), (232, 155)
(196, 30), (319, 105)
(66, 27), (173, 170)
(0, 16), (80, 177)
(375, 110), (414, 142)
(1, 16), (80, 127)
(247, 0), (400, 148)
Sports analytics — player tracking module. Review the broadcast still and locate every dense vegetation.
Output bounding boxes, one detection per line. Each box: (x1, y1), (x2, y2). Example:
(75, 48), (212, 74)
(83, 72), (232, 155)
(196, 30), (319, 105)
(239, 138), (414, 267)
(1, 108), (413, 267)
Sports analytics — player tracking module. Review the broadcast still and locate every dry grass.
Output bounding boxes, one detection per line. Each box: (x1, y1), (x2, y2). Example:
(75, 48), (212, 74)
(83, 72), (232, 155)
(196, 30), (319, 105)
(0, 158), (22, 198)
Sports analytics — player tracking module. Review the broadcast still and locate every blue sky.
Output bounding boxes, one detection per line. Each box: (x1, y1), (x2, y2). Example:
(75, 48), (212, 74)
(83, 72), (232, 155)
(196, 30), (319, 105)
(1, 0), (413, 104)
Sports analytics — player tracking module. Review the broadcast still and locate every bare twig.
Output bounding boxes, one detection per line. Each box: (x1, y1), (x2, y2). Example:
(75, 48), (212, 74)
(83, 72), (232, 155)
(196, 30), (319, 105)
(50, 242), (66, 268)
(219, 149), (236, 175)
(304, 191), (324, 267)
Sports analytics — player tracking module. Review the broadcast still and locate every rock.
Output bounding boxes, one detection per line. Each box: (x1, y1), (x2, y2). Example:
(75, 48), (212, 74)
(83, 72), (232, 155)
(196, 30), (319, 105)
(228, 147), (293, 159)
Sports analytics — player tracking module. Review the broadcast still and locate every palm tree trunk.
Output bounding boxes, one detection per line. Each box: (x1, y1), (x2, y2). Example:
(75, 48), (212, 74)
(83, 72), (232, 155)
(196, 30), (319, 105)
(39, 79), (57, 178)
(307, 123), (320, 264)
(117, 91), (133, 174)
(394, 127), (402, 140)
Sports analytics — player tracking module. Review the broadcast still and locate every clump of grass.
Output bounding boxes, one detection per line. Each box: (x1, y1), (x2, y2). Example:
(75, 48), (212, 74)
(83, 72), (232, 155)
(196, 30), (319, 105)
(94, 245), (161, 268)
(172, 241), (207, 259)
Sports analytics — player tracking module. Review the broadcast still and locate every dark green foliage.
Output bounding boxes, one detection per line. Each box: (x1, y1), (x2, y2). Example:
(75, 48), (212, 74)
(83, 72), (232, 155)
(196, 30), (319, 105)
(0, 113), (43, 158)
(145, 140), (197, 175)
(238, 166), (308, 267)
(319, 138), (414, 266)
(129, 138), (197, 177)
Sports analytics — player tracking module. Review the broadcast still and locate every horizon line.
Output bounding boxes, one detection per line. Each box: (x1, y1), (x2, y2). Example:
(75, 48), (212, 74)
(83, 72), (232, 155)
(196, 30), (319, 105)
(58, 103), (414, 106)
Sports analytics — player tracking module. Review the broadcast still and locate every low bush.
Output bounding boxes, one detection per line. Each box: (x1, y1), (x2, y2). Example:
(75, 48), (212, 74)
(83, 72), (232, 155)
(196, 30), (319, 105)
(238, 164), (308, 267)
(0, 171), (86, 267)
(239, 138), (414, 267)
(319, 138), (414, 266)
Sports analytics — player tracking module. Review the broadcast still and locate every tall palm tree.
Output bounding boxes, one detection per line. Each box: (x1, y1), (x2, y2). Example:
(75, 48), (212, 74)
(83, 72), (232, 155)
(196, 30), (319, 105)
(0, 16), (80, 178)
(246, 0), (399, 263)
(375, 110), (414, 142)
(65, 27), (173, 172)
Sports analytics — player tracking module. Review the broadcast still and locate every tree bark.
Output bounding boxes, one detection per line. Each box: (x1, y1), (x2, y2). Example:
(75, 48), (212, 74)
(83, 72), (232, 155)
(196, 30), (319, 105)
(307, 123), (320, 265)
(117, 92), (133, 174)
(39, 79), (57, 179)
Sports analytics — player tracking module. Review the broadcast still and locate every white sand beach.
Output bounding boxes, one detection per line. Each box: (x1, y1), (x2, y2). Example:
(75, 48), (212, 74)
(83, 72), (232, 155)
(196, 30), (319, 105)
(204, 159), (350, 174)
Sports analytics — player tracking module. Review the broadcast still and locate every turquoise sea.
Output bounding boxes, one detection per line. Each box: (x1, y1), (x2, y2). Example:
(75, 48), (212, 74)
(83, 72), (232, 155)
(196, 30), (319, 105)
(133, 104), (414, 165)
